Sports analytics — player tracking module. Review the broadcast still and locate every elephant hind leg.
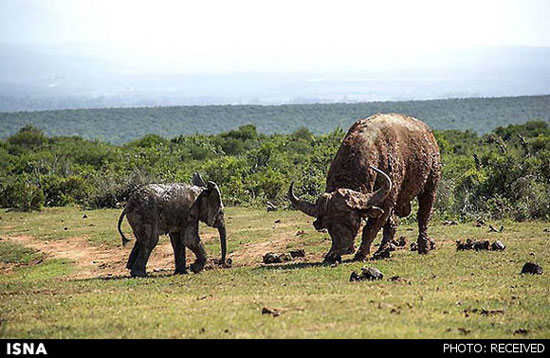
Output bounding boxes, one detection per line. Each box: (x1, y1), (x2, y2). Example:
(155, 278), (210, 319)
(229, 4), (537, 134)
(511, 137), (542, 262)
(130, 223), (159, 278)
(126, 243), (139, 270)
(170, 232), (187, 275)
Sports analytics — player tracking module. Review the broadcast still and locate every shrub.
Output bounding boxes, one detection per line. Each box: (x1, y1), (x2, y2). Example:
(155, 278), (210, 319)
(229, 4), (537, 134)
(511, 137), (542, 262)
(0, 176), (44, 211)
(1, 121), (550, 221)
(39, 175), (93, 207)
(7, 125), (48, 150)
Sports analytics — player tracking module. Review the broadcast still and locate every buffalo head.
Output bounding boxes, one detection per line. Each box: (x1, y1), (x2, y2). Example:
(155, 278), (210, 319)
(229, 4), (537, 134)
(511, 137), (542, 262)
(289, 166), (392, 262)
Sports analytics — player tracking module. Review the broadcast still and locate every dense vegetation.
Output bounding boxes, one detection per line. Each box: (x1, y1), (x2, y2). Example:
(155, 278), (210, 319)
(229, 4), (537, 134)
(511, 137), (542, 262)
(1, 95), (549, 144)
(1, 119), (550, 221)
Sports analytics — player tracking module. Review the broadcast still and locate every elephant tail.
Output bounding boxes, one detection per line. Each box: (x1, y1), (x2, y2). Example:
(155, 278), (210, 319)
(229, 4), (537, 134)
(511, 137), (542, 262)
(118, 208), (131, 247)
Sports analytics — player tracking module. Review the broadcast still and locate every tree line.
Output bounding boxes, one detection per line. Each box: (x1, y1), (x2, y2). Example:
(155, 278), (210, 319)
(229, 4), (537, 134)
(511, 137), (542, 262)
(1, 95), (549, 144)
(1, 120), (550, 221)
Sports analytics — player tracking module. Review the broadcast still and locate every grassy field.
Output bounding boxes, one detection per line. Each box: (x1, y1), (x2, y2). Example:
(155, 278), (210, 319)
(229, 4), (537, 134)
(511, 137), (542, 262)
(0, 206), (549, 338)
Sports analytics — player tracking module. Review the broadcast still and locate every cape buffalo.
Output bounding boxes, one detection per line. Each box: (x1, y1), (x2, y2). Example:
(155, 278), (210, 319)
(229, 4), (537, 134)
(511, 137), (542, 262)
(289, 113), (441, 262)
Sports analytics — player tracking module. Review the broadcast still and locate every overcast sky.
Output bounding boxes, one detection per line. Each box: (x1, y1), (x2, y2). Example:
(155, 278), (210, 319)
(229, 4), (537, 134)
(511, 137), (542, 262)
(1, 0), (549, 73)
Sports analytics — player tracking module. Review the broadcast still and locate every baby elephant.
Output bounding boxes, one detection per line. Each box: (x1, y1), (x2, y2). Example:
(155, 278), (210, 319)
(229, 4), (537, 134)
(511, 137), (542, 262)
(117, 174), (227, 277)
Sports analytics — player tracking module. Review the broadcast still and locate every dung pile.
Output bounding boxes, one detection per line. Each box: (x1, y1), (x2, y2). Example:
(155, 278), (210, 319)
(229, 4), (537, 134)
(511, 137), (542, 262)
(212, 258), (233, 268)
(289, 249), (306, 258)
(263, 252), (292, 264)
(521, 262), (543, 275)
(261, 307), (281, 317)
(350, 267), (384, 282)
(490, 240), (506, 251)
(456, 239), (506, 251)
(263, 249), (306, 264)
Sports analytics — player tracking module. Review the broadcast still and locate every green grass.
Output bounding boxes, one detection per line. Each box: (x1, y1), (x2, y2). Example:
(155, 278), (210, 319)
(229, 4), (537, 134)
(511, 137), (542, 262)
(0, 207), (549, 338)
(0, 241), (43, 265)
(0, 207), (123, 246)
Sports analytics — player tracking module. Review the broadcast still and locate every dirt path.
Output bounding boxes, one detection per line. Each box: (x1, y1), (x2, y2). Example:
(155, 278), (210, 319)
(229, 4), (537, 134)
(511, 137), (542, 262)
(229, 234), (301, 264)
(3, 230), (305, 279)
(5, 235), (176, 279)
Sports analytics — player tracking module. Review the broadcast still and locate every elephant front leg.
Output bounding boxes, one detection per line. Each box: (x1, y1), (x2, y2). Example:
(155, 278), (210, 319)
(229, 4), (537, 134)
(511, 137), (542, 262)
(169, 233), (187, 275)
(188, 240), (208, 273)
(183, 226), (208, 273)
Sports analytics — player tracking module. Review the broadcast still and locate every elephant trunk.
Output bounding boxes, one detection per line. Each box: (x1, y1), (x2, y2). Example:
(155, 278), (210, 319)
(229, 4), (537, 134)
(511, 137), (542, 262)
(217, 222), (227, 265)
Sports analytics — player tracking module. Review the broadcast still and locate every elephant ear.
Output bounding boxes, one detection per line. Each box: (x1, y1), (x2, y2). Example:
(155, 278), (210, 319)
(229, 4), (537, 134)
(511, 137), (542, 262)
(204, 181), (224, 227)
(190, 182), (223, 227)
(192, 173), (207, 187)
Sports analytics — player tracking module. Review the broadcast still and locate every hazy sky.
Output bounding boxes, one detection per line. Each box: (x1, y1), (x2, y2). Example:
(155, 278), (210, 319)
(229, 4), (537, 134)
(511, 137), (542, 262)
(1, 0), (549, 72)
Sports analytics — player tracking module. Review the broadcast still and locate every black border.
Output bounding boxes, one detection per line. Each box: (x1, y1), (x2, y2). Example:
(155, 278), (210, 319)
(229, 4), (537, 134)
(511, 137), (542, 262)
(1, 339), (548, 357)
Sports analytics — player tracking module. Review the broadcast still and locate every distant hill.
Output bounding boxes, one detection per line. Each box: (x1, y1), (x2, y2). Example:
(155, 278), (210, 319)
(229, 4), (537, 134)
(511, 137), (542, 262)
(1, 44), (550, 111)
(1, 95), (549, 144)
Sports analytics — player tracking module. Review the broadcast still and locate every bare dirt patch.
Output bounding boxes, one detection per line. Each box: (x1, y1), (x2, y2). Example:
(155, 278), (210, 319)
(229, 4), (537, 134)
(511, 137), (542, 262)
(4, 235), (175, 279)
(229, 237), (289, 266)
(4, 229), (315, 279)
(228, 231), (320, 267)
(3, 214), (321, 278)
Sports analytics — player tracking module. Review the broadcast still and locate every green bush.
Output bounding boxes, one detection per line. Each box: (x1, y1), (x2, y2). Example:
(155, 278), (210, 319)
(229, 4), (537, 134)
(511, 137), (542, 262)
(1, 121), (550, 221)
(87, 169), (155, 209)
(39, 175), (93, 207)
(0, 176), (45, 211)
(6, 125), (48, 150)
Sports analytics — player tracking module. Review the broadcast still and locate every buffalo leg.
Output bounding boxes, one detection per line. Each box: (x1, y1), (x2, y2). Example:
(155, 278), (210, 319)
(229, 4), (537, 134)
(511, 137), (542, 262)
(130, 223), (159, 277)
(353, 215), (387, 261)
(377, 214), (398, 252)
(417, 175), (438, 254)
(170, 233), (187, 275)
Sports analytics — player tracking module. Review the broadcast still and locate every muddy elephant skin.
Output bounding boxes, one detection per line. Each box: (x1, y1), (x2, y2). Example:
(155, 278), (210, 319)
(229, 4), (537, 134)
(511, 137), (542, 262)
(118, 176), (226, 277)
